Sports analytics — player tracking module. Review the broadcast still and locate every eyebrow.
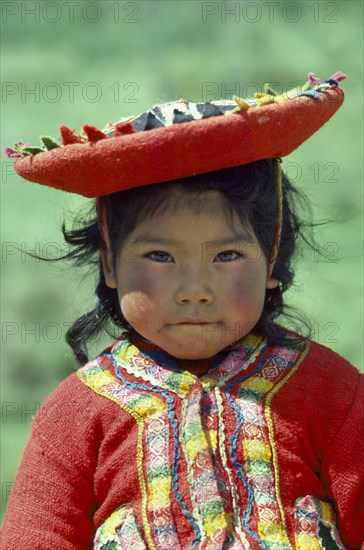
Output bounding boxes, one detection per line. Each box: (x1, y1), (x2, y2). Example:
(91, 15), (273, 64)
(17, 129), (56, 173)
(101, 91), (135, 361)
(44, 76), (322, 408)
(130, 231), (255, 246)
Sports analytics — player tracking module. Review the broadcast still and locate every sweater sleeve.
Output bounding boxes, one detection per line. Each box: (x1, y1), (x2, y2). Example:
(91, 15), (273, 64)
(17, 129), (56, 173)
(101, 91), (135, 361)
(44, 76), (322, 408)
(319, 364), (364, 549)
(0, 373), (99, 549)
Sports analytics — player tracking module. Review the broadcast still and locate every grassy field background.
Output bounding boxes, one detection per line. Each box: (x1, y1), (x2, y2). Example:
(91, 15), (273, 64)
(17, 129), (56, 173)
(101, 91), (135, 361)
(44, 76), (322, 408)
(1, 0), (363, 522)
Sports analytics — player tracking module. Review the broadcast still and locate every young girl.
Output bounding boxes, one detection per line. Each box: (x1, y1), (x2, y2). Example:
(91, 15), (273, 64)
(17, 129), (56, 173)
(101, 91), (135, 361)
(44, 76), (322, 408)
(1, 72), (363, 549)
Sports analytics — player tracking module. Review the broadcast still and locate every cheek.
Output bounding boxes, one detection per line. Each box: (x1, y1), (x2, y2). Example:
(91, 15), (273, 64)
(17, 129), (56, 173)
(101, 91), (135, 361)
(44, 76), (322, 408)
(120, 292), (152, 327)
(117, 268), (166, 322)
(222, 266), (267, 310)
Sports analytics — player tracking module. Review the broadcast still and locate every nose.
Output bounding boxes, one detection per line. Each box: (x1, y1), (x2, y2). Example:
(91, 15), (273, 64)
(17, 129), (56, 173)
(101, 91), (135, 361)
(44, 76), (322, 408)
(174, 265), (214, 305)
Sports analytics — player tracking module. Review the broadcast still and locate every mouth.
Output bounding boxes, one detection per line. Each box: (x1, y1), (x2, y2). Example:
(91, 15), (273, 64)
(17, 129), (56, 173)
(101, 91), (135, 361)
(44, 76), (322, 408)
(174, 319), (218, 325)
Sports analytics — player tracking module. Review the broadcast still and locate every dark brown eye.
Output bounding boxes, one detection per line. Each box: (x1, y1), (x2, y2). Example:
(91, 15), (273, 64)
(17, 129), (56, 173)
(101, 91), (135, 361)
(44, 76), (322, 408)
(148, 251), (172, 262)
(215, 250), (242, 262)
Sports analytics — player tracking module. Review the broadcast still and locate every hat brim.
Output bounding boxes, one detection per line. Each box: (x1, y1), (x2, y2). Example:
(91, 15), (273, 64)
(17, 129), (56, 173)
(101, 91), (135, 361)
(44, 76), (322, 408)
(14, 87), (344, 198)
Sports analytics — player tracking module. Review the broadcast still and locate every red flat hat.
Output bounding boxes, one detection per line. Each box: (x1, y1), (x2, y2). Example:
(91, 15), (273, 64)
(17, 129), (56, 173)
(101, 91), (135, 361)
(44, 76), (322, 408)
(6, 72), (345, 198)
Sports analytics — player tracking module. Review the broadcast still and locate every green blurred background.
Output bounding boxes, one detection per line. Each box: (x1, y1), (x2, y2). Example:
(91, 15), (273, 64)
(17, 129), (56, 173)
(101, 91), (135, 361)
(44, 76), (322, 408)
(1, 0), (363, 521)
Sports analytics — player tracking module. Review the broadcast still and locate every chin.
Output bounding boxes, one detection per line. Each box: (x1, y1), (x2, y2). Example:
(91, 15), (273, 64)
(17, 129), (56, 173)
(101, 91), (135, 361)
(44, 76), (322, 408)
(165, 343), (224, 361)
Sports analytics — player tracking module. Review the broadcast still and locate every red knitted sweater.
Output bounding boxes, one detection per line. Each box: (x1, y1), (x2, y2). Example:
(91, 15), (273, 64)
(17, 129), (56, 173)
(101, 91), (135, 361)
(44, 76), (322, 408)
(1, 332), (363, 549)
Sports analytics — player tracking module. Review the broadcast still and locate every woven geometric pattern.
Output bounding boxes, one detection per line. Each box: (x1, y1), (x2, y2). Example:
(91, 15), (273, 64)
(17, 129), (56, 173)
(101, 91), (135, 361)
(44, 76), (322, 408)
(76, 330), (349, 549)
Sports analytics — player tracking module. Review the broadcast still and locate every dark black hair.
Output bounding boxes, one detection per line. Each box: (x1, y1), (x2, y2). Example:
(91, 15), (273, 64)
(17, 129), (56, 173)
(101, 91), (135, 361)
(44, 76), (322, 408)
(28, 159), (321, 365)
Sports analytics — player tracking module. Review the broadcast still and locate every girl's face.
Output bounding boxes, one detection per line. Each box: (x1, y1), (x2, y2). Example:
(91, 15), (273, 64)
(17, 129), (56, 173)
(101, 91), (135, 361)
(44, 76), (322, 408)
(101, 192), (278, 359)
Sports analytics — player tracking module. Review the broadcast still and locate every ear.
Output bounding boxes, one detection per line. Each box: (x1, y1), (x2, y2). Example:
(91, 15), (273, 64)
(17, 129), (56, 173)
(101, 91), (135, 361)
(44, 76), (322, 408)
(266, 276), (279, 289)
(100, 245), (117, 289)
(266, 259), (279, 289)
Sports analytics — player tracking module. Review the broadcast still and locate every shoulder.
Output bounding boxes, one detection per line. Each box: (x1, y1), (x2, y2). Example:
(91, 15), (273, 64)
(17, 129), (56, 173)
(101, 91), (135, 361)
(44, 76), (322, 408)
(295, 336), (362, 393)
(32, 345), (123, 434)
(268, 331), (363, 463)
(272, 325), (362, 388)
(270, 330), (363, 434)
(267, 327), (363, 420)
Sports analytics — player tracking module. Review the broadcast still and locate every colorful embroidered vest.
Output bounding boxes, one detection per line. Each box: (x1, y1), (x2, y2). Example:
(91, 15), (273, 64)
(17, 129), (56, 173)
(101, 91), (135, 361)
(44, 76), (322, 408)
(77, 332), (345, 550)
